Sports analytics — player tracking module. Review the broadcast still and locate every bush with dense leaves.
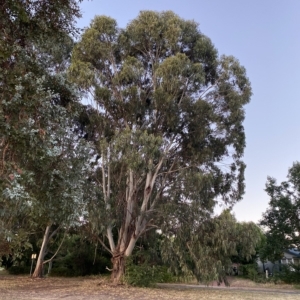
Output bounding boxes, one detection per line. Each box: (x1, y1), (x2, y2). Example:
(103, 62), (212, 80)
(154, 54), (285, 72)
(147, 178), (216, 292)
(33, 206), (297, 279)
(237, 265), (269, 284)
(273, 264), (300, 284)
(124, 257), (175, 287)
(50, 251), (111, 277)
(8, 265), (31, 275)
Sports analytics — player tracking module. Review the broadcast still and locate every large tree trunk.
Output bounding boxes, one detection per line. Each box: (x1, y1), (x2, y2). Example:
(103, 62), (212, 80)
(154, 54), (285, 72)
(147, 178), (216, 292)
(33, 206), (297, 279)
(110, 236), (138, 284)
(32, 225), (51, 278)
(101, 161), (162, 285)
(111, 253), (125, 285)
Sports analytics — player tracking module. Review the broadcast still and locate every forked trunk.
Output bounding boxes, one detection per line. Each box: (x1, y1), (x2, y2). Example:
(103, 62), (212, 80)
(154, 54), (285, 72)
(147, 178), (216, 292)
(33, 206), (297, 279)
(32, 225), (51, 278)
(111, 254), (125, 285)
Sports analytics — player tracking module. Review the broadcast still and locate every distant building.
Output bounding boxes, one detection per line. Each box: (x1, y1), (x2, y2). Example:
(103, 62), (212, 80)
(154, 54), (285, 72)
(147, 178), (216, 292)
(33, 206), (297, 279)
(257, 249), (300, 273)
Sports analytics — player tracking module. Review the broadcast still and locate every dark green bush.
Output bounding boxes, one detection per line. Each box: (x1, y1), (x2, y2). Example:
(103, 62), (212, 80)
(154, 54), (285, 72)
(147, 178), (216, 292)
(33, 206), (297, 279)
(48, 234), (112, 277)
(50, 254), (111, 277)
(50, 266), (74, 277)
(124, 257), (175, 287)
(274, 264), (300, 284)
(239, 264), (256, 278)
(239, 264), (261, 282)
(155, 265), (176, 283)
(8, 265), (31, 275)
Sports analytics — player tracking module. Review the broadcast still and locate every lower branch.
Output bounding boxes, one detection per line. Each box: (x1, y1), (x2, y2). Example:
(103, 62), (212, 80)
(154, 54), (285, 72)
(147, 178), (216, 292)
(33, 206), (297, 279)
(43, 231), (66, 265)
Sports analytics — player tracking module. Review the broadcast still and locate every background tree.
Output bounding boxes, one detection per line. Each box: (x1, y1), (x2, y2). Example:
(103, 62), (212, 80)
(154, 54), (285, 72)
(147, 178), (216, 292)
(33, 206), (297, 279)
(160, 210), (262, 285)
(260, 162), (300, 262)
(69, 10), (251, 283)
(231, 222), (265, 266)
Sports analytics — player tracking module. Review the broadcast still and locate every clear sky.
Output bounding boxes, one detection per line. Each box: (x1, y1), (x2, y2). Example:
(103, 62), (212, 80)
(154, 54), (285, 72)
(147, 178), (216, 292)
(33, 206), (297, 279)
(76, 0), (300, 223)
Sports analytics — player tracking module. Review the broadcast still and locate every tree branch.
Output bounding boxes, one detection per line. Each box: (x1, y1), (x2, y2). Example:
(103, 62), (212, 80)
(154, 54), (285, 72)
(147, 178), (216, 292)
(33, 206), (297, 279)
(43, 230), (66, 265)
(48, 225), (61, 241)
(97, 236), (113, 254)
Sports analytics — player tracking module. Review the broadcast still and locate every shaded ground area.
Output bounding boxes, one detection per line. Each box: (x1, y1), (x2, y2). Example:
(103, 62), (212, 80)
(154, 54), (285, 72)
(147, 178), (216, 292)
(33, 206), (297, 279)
(0, 275), (300, 300)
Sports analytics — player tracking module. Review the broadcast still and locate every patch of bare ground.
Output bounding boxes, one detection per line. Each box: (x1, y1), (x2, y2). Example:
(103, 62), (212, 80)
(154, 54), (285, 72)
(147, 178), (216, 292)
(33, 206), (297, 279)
(0, 275), (299, 300)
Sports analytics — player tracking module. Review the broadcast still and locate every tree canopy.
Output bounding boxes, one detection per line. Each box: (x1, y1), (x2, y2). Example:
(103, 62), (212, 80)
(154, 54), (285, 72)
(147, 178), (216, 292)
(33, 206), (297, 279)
(260, 162), (300, 262)
(69, 10), (251, 283)
(0, 3), (255, 283)
(0, 0), (92, 277)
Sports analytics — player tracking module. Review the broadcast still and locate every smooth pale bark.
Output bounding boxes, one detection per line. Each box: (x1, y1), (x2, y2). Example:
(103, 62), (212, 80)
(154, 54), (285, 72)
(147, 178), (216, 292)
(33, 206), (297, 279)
(32, 225), (63, 278)
(109, 157), (166, 282)
(32, 225), (51, 278)
(98, 138), (178, 283)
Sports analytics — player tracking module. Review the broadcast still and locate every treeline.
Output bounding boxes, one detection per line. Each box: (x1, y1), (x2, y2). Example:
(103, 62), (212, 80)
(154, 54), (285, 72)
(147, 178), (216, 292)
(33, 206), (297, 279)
(0, 0), (290, 286)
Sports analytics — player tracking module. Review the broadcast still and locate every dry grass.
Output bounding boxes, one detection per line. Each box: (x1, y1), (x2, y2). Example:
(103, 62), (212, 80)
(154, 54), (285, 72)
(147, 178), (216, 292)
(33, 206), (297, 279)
(0, 274), (299, 300)
(198, 276), (299, 290)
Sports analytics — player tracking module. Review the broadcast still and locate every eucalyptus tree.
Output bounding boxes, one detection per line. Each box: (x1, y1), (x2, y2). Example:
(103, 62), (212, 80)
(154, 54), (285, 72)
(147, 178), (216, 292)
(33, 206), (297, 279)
(30, 122), (92, 278)
(0, 0), (82, 165)
(0, 0), (82, 211)
(69, 11), (251, 283)
(260, 162), (300, 262)
(0, 0), (89, 273)
(1, 77), (94, 277)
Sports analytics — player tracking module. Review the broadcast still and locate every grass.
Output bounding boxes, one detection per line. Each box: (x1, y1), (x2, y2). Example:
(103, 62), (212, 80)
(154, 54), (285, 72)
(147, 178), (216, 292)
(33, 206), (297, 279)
(0, 273), (299, 300)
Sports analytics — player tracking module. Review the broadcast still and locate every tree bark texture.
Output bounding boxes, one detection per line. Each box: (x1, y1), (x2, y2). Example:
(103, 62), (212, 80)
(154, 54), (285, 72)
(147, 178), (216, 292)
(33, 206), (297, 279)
(111, 254), (125, 285)
(103, 160), (163, 283)
(32, 225), (51, 278)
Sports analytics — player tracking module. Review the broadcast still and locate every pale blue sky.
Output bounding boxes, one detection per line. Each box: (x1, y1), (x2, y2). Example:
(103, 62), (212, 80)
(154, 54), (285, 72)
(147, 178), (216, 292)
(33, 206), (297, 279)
(77, 0), (300, 223)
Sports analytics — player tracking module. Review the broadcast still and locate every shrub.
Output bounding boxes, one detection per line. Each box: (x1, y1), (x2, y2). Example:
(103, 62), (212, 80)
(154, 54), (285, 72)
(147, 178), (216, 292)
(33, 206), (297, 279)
(50, 266), (74, 277)
(124, 257), (175, 287)
(275, 264), (300, 284)
(239, 264), (260, 281)
(8, 265), (31, 275)
(50, 254), (111, 277)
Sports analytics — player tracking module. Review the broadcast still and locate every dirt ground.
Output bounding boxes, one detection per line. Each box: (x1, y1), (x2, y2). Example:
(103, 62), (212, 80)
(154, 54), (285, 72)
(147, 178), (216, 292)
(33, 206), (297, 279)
(0, 275), (300, 300)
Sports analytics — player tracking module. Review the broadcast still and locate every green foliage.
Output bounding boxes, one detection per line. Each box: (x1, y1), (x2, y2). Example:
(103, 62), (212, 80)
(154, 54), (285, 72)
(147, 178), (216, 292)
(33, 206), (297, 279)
(232, 223), (265, 265)
(239, 264), (260, 282)
(0, 5), (252, 283)
(50, 266), (74, 277)
(3, 231), (112, 277)
(0, 229), (32, 264)
(0, 1), (94, 278)
(272, 264), (300, 284)
(69, 10), (251, 282)
(49, 234), (111, 277)
(240, 262), (300, 285)
(160, 211), (262, 285)
(7, 265), (31, 275)
(0, 0), (83, 210)
(123, 235), (176, 286)
(51, 250), (110, 277)
(124, 256), (175, 287)
(260, 162), (300, 262)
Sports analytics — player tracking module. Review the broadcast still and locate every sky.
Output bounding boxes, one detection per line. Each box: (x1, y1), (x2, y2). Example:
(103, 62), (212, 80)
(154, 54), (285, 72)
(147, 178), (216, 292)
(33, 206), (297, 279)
(76, 0), (300, 223)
